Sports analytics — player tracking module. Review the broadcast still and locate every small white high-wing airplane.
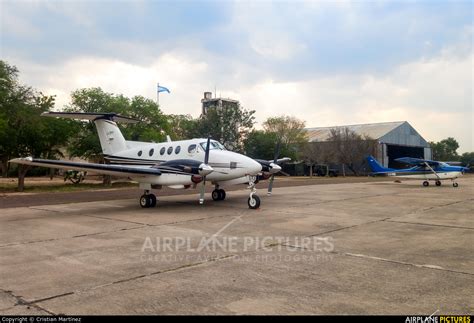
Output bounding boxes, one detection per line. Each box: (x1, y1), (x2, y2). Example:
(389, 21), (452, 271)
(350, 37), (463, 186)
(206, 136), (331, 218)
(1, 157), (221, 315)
(10, 112), (286, 209)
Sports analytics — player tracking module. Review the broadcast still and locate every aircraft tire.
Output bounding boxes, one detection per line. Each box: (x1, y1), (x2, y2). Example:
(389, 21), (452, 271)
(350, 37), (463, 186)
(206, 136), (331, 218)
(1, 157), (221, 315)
(149, 194), (157, 207)
(248, 195), (261, 209)
(423, 181), (429, 187)
(219, 189), (226, 201)
(212, 190), (220, 201)
(453, 182), (459, 187)
(435, 180), (441, 186)
(140, 195), (150, 208)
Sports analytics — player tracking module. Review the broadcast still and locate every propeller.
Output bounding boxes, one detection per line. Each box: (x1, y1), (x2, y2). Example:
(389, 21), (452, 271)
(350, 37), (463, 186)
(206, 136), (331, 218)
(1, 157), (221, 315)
(267, 141), (281, 195)
(199, 136), (212, 205)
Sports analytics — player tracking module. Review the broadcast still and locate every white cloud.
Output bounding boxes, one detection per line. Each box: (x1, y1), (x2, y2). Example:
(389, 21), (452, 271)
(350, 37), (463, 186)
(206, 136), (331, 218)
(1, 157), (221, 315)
(234, 51), (473, 152)
(11, 53), (209, 117)
(6, 21), (472, 153)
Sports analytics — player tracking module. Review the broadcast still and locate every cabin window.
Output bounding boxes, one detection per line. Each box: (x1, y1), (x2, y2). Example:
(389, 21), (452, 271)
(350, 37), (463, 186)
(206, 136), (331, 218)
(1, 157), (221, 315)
(175, 146), (181, 154)
(188, 144), (197, 153)
(160, 147), (165, 155)
(167, 146), (173, 155)
(149, 148), (154, 156)
(138, 150), (142, 157)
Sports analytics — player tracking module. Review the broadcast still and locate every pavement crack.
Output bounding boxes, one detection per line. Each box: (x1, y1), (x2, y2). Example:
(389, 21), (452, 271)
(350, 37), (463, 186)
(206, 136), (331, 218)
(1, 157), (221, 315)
(28, 207), (62, 213)
(29, 254), (236, 305)
(340, 252), (474, 277)
(0, 288), (56, 315)
(384, 220), (474, 230)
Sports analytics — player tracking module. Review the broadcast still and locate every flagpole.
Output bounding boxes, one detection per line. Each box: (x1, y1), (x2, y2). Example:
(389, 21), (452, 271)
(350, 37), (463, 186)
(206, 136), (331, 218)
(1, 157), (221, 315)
(157, 82), (159, 106)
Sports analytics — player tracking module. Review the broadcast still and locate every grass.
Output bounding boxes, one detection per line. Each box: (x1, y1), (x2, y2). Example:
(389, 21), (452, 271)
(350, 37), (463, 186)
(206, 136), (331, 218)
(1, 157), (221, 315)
(0, 180), (137, 193)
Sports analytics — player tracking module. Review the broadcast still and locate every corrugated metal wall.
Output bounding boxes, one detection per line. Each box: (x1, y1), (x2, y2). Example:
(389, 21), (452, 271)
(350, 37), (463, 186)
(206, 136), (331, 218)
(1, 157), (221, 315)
(379, 122), (429, 147)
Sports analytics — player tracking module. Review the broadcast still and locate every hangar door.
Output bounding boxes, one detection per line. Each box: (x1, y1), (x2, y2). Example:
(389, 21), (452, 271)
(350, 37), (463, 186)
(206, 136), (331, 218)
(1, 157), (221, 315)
(387, 145), (425, 168)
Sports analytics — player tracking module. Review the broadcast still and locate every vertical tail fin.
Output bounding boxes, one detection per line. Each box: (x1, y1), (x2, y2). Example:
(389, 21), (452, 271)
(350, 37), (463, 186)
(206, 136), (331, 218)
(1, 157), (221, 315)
(94, 119), (128, 155)
(41, 112), (138, 155)
(366, 155), (393, 173)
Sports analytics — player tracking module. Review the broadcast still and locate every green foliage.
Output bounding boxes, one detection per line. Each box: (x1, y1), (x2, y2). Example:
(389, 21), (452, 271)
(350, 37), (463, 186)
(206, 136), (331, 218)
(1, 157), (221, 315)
(430, 137), (460, 161)
(193, 102), (255, 151)
(167, 114), (198, 140)
(247, 115), (306, 160)
(65, 88), (170, 160)
(243, 130), (278, 159)
(0, 61), (75, 160)
(460, 152), (474, 167)
(0, 60), (77, 189)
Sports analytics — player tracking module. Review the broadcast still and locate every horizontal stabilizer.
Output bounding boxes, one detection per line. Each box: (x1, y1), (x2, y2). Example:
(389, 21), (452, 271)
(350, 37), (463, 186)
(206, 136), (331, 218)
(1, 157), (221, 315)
(41, 112), (140, 124)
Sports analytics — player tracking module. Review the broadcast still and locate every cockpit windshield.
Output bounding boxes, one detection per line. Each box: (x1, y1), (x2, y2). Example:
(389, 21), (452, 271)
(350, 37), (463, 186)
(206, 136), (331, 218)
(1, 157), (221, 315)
(200, 140), (226, 151)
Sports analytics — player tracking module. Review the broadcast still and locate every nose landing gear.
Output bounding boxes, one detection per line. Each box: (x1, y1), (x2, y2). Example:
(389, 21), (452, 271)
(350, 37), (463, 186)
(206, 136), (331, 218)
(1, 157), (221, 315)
(247, 175), (261, 209)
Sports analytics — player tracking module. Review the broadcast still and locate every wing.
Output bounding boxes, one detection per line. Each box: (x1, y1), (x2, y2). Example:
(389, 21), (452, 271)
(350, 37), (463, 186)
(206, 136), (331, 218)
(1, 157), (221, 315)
(9, 157), (161, 177)
(394, 157), (441, 167)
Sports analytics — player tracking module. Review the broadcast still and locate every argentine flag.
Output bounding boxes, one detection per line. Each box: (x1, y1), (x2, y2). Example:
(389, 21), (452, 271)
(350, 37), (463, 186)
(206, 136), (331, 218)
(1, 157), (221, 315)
(157, 84), (170, 94)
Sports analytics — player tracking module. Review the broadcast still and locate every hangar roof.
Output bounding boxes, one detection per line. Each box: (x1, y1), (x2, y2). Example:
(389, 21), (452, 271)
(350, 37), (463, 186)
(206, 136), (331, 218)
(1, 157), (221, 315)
(306, 121), (405, 141)
(305, 121), (429, 147)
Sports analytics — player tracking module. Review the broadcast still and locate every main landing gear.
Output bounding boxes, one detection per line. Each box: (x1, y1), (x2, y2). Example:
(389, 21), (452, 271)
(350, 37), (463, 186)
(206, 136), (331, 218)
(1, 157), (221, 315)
(423, 181), (429, 187)
(435, 180), (441, 186)
(452, 181), (459, 188)
(247, 175), (261, 209)
(140, 190), (157, 208)
(212, 186), (226, 201)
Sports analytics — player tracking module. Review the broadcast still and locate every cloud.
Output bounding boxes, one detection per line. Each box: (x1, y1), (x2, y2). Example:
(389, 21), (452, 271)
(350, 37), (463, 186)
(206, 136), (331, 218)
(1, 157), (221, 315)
(2, 1), (472, 152)
(234, 49), (473, 152)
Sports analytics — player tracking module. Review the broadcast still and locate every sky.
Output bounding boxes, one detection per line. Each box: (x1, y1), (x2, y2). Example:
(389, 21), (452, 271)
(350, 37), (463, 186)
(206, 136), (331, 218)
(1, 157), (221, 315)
(1, 0), (473, 152)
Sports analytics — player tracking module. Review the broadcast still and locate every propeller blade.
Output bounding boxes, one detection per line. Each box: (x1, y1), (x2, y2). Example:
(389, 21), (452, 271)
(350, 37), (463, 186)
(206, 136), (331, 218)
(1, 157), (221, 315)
(273, 142), (280, 164)
(204, 136), (211, 165)
(199, 179), (206, 204)
(268, 141), (281, 195)
(200, 136), (212, 205)
(267, 174), (275, 195)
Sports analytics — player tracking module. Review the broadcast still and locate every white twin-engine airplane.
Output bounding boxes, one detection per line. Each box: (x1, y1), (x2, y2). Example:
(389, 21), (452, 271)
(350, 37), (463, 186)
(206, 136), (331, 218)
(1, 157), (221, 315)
(10, 112), (287, 209)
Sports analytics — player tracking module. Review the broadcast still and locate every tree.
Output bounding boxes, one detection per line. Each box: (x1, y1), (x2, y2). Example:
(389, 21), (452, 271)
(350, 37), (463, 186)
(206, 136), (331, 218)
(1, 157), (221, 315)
(430, 137), (460, 161)
(327, 127), (377, 176)
(65, 88), (171, 184)
(194, 102), (255, 151)
(65, 88), (171, 160)
(460, 152), (474, 167)
(262, 115), (307, 160)
(300, 142), (335, 176)
(243, 130), (278, 159)
(166, 114), (198, 140)
(0, 61), (75, 190)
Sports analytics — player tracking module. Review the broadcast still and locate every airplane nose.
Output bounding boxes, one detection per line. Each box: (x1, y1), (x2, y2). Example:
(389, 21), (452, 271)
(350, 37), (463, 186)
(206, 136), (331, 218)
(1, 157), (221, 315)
(246, 158), (262, 175)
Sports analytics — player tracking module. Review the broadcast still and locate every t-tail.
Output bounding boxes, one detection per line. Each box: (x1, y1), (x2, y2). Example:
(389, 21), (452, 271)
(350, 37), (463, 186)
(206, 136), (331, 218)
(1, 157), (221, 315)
(366, 155), (395, 174)
(41, 112), (139, 155)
